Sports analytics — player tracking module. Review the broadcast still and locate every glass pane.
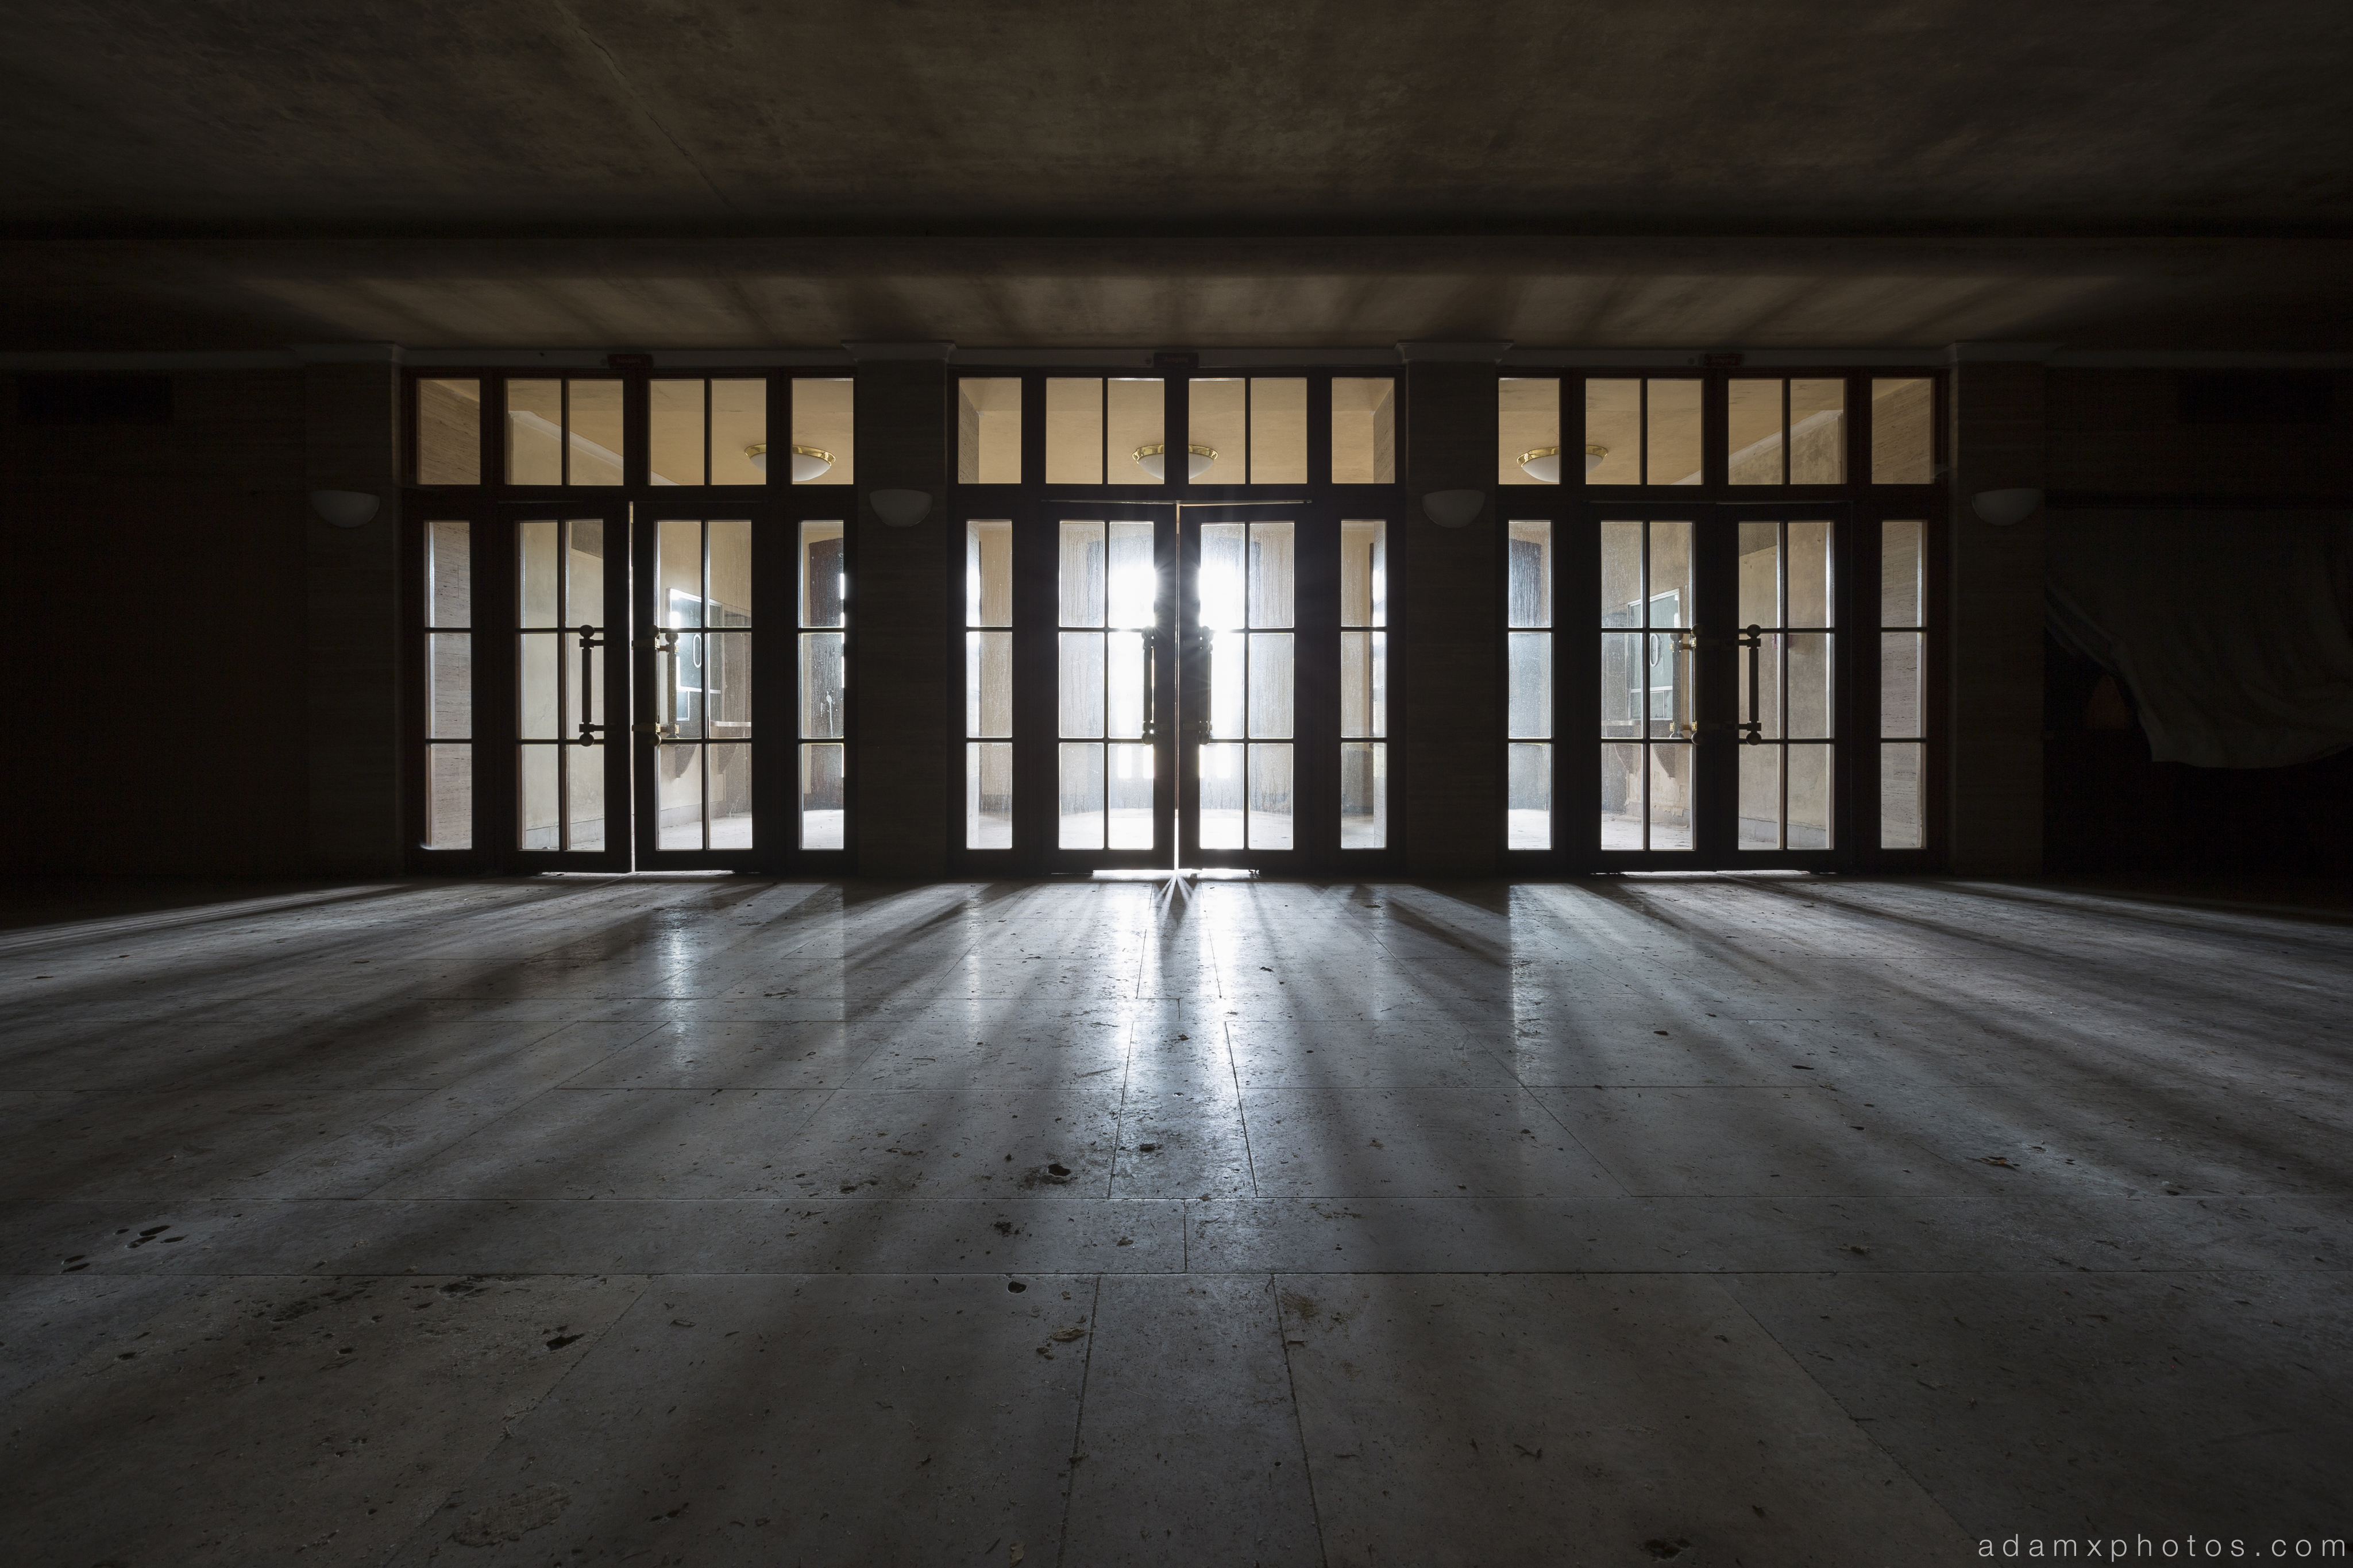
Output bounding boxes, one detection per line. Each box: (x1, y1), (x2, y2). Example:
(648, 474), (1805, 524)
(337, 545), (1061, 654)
(1788, 744), (1834, 849)
(1059, 520), (1105, 627)
(1507, 742), (1551, 849)
(1250, 378), (1307, 484)
(1106, 632), (1148, 739)
(1499, 377), (1561, 486)
(800, 743), (845, 848)
(1331, 379), (1395, 484)
(1584, 379), (1640, 485)
(1198, 524), (1247, 629)
(1739, 745), (1782, 850)
(709, 743), (753, 849)
(1340, 630), (1380, 738)
(1871, 379), (1935, 484)
(1791, 379), (1846, 484)
(802, 522), (845, 628)
(967, 741), (1013, 849)
(801, 631), (846, 738)
(708, 632), (751, 740)
(427, 518), (471, 627)
(1788, 632), (1833, 739)
(708, 519), (751, 624)
(1599, 520), (1641, 623)
(1106, 521), (1155, 628)
(1599, 743), (1641, 849)
(1207, 630), (1246, 740)
(1247, 633), (1293, 739)
(1106, 379), (1164, 484)
(1788, 520), (1833, 627)
(1649, 744), (1694, 849)
(519, 634), (560, 740)
(1600, 633), (1642, 740)
(1726, 380), (1783, 486)
(658, 744), (705, 851)
(1249, 522), (1294, 628)
(416, 380), (481, 485)
(1881, 632), (1923, 738)
(670, 629), (709, 739)
(1644, 632), (1691, 739)
(1882, 519), (1925, 627)
(568, 746), (607, 849)
(1059, 632), (1105, 738)
(790, 378), (853, 484)
(1509, 520), (1552, 628)
(1738, 520), (1780, 629)
(659, 519), (702, 629)
(1108, 742), (1155, 849)
(425, 746), (471, 849)
(1189, 379), (1245, 484)
(1340, 518), (1384, 627)
(1648, 519), (1692, 627)
(649, 379), (705, 486)
(565, 517), (604, 624)
(711, 380), (766, 486)
(1247, 744), (1294, 849)
(505, 379), (562, 485)
(429, 632), (471, 740)
(968, 630), (1013, 737)
(1059, 742), (1105, 849)
(1745, 633), (1784, 739)
(958, 378), (1022, 484)
(1046, 379), (1104, 484)
(520, 745), (560, 850)
(1880, 742), (1924, 849)
(1647, 380), (1704, 486)
(518, 520), (560, 628)
(1340, 740), (1386, 848)
(1507, 632), (1552, 739)
(967, 518), (1013, 627)
(568, 381), (625, 485)
(1197, 743), (1245, 848)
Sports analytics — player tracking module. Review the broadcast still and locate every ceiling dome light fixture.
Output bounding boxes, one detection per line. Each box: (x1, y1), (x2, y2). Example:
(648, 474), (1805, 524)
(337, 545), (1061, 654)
(1519, 445), (1609, 483)
(747, 443), (835, 482)
(1132, 443), (1218, 481)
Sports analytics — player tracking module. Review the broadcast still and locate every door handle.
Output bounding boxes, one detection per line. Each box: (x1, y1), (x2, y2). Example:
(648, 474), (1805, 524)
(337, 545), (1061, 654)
(576, 624), (605, 746)
(633, 628), (681, 742)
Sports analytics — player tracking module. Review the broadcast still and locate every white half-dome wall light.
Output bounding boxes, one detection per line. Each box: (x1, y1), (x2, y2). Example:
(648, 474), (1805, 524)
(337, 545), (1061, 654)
(1132, 443), (1218, 481)
(747, 443), (836, 482)
(1518, 445), (1609, 483)
(1421, 489), (1486, 529)
(308, 489), (381, 528)
(869, 489), (933, 528)
(1971, 488), (2045, 527)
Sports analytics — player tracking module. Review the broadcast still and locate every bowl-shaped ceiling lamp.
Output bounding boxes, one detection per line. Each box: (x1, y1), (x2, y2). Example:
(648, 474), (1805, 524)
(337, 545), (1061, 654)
(748, 443), (835, 482)
(1519, 445), (1609, 483)
(1133, 443), (1218, 481)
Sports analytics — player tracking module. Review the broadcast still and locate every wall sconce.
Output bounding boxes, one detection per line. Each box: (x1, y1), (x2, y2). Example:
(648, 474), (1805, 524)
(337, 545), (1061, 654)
(1971, 488), (2043, 526)
(1421, 489), (1485, 528)
(308, 489), (380, 528)
(870, 488), (932, 527)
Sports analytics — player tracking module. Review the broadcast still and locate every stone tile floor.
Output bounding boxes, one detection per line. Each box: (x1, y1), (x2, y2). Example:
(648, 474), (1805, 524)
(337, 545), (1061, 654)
(1, 871), (2347, 1566)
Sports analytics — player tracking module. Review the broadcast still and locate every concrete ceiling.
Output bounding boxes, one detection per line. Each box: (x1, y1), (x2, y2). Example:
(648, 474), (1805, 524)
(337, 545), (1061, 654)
(4, 0), (2349, 350)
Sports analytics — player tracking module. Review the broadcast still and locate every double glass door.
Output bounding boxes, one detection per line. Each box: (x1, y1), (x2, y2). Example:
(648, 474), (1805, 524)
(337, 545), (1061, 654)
(497, 504), (771, 871)
(1513, 504), (1870, 866)
(977, 505), (1385, 871)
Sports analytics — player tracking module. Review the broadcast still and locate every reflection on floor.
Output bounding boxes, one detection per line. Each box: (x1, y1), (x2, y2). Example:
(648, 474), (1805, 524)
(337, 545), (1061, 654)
(2, 872), (2348, 1564)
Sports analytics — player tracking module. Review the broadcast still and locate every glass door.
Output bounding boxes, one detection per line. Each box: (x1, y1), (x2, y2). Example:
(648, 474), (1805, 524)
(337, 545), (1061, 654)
(506, 506), (631, 871)
(1181, 508), (1309, 870)
(634, 512), (759, 867)
(1581, 505), (1853, 867)
(1044, 510), (1171, 868)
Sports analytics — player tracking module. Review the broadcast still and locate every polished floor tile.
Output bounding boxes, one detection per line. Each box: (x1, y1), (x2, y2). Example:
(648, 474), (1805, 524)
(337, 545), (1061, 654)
(2, 870), (2348, 1562)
